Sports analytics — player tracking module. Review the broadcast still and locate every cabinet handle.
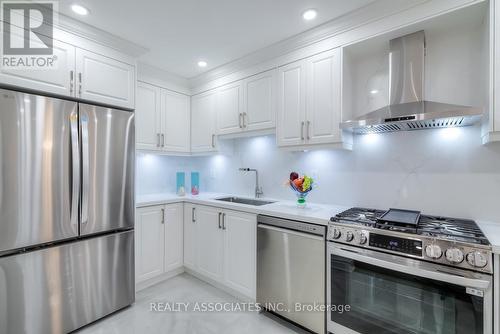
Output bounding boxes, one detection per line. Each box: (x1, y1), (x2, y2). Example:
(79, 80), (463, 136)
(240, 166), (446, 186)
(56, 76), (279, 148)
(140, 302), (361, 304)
(161, 133), (165, 147)
(222, 213), (226, 230)
(157, 133), (160, 147)
(69, 70), (74, 94)
(239, 113), (243, 128)
(211, 134), (215, 148)
(301, 121), (305, 140)
(192, 207), (196, 222)
(218, 212), (222, 229)
(307, 120), (311, 140)
(78, 72), (82, 97)
(161, 208), (165, 224)
(243, 112), (247, 128)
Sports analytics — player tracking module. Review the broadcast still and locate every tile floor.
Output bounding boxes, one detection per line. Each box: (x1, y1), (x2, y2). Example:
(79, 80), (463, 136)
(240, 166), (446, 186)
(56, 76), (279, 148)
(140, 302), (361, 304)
(77, 273), (306, 334)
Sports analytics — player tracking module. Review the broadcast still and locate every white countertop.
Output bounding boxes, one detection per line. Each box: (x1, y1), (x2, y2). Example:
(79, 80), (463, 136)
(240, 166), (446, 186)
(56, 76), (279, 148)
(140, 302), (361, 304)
(477, 220), (500, 254)
(136, 192), (348, 226)
(136, 193), (500, 253)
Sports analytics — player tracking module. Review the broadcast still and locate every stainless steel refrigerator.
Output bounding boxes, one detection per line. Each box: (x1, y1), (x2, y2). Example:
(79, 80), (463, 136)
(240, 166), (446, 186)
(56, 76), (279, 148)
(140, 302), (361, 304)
(0, 88), (135, 334)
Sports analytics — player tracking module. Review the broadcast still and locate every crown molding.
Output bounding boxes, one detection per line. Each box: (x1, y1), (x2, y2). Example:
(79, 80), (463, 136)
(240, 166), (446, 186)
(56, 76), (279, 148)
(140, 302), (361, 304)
(189, 0), (483, 92)
(54, 11), (149, 58)
(137, 62), (191, 95)
(188, 0), (427, 87)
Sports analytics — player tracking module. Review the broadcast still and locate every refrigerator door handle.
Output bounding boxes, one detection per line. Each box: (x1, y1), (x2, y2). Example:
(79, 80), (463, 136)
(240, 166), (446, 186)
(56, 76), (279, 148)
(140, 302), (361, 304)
(70, 111), (80, 228)
(81, 113), (90, 226)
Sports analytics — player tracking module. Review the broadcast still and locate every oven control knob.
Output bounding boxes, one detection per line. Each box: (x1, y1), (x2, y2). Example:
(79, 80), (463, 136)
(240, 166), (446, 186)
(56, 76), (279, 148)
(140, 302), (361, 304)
(466, 251), (488, 268)
(359, 233), (368, 245)
(332, 228), (341, 239)
(345, 231), (354, 242)
(445, 248), (464, 264)
(425, 245), (442, 259)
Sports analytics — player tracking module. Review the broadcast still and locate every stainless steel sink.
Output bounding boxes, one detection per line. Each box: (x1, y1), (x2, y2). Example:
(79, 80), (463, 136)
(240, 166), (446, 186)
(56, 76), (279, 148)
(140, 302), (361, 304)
(215, 197), (275, 206)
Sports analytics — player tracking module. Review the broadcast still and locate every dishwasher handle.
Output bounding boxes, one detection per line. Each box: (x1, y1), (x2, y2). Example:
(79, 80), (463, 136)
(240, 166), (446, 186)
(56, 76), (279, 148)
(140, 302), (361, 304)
(257, 223), (325, 241)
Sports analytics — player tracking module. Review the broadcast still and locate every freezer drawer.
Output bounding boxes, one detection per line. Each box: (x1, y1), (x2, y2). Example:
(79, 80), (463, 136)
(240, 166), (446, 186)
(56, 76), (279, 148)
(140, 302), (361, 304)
(0, 230), (135, 334)
(0, 89), (79, 252)
(79, 103), (135, 236)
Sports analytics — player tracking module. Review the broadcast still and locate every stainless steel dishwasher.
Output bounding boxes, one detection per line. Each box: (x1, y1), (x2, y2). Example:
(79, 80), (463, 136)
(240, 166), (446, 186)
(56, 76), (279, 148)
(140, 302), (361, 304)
(257, 215), (326, 334)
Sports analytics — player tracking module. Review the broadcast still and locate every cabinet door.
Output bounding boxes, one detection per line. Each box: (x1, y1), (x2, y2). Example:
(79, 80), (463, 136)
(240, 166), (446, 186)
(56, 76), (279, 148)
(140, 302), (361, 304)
(196, 206), (224, 282)
(136, 82), (162, 150)
(135, 206), (164, 283)
(191, 91), (217, 152)
(244, 70), (276, 131)
(162, 89), (190, 152)
(306, 49), (342, 145)
(223, 211), (257, 299)
(164, 203), (183, 273)
(216, 81), (243, 135)
(277, 60), (306, 147)
(183, 203), (197, 270)
(0, 35), (75, 97)
(76, 49), (135, 109)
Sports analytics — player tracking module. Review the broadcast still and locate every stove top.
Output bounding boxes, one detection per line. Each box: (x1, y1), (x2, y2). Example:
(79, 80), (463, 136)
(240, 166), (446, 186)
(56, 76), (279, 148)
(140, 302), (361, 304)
(331, 207), (489, 246)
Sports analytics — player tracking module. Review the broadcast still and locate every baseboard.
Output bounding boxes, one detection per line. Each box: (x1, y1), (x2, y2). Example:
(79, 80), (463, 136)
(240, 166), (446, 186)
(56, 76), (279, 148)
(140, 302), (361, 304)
(184, 267), (256, 303)
(136, 267), (184, 292)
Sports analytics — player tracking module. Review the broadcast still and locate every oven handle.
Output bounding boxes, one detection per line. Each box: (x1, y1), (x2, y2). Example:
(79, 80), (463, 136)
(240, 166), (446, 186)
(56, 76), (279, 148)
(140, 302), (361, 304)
(330, 243), (491, 290)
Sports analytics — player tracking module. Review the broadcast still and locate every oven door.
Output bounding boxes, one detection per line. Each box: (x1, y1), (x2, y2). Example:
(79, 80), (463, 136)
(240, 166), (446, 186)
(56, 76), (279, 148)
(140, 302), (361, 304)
(327, 242), (492, 334)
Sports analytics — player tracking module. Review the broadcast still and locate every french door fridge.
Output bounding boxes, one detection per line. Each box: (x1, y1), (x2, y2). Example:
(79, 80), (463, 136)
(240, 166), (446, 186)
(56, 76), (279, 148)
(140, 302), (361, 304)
(0, 88), (135, 334)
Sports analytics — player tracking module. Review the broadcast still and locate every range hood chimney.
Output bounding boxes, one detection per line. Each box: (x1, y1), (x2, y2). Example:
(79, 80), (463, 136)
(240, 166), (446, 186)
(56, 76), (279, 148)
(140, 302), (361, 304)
(341, 30), (482, 134)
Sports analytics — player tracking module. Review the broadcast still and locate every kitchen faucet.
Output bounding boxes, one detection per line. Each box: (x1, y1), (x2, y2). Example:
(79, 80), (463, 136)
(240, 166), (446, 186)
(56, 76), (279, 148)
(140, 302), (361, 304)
(239, 168), (263, 198)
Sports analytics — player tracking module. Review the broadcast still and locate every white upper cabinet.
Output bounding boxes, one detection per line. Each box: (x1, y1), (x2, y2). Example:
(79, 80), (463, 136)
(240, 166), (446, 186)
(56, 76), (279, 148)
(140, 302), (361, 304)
(216, 81), (243, 135)
(277, 60), (307, 147)
(215, 70), (276, 136)
(244, 70), (276, 132)
(136, 82), (162, 151)
(191, 91), (217, 153)
(164, 203), (184, 273)
(76, 49), (135, 109)
(277, 48), (344, 148)
(162, 90), (190, 153)
(306, 49), (342, 145)
(0, 38), (76, 97)
(136, 82), (190, 153)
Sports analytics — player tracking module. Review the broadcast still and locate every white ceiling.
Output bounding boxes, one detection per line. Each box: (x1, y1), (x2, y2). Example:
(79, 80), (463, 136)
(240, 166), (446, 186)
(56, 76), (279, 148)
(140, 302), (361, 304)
(57, 0), (374, 78)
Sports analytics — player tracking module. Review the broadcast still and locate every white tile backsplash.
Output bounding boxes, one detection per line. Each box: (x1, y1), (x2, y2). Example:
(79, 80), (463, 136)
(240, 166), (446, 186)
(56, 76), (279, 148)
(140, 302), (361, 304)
(136, 125), (500, 222)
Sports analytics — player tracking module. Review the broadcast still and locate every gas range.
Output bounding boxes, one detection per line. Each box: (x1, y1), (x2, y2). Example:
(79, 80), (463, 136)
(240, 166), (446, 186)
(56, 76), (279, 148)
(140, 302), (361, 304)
(328, 207), (492, 273)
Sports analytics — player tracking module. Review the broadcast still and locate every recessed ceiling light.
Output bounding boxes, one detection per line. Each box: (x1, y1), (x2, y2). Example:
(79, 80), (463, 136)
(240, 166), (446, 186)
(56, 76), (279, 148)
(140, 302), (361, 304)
(197, 60), (207, 68)
(71, 4), (90, 16)
(302, 9), (317, 21)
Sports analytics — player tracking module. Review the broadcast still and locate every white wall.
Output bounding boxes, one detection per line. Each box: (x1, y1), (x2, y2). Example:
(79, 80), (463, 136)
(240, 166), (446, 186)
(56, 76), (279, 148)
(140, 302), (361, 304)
(137, 125), (500, 222)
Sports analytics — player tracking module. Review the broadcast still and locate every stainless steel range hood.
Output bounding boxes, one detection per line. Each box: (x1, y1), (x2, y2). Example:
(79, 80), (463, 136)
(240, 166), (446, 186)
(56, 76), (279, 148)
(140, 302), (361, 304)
(341, 31), (482, 134)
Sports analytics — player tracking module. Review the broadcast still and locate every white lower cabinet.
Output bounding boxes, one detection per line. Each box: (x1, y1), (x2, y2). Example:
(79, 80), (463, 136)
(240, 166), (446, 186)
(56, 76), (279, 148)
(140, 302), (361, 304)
(183, 204), (257, 299)
(164, 204), (184, 272)
(222, 210), (257, 299)
(135, 203), (184, 286)
(183, 203), (197, 270)
(196, 206), (224, 282)
(135, 205), (165, 282)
